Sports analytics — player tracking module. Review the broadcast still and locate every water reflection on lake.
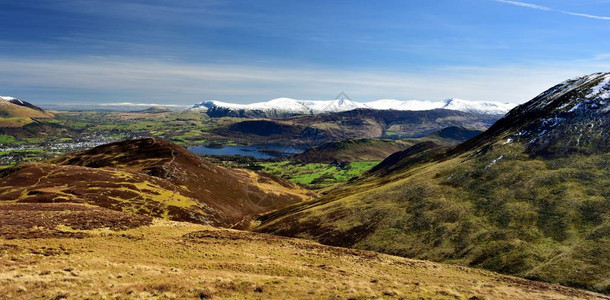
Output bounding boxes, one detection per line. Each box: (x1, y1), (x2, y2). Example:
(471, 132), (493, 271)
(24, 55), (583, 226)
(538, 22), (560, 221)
(188, 144), (304, 159)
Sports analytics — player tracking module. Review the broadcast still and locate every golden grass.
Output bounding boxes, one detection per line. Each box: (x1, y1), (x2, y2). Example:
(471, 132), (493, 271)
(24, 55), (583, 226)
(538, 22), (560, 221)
(0, 219), (606, 299)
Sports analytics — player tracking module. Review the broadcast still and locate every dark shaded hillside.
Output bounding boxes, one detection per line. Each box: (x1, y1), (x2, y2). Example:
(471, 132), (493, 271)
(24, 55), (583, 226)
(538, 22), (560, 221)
(368, 141), (444, 175)
(135, 106), (173, 114)
(290, 108), (499, 138)
(205, 106), (303, 119)
(226, 120), (302, 136)
(8, 98), (46, 112)
(212, 109), (501, 146)
(256, 73), (610, 293)
(291, 126), (484, 164)
(293, 139), (412, 163)
(430, 126), (483, 141)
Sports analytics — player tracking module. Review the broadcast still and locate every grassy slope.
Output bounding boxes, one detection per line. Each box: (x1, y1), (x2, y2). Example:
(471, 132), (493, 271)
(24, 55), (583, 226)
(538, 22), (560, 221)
(0, 209), (606, 299)
(257, 140), (610, 293)
(0, 101), (53, 128)
(0, 117), (34, 127)
(0, 102), (52, 119)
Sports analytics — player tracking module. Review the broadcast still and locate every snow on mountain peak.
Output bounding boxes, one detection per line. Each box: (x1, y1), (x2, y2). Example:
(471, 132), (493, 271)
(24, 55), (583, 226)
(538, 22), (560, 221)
(0, 96), (16, 101)
(442, 98), (517, 115)
(192, 96), (517, 115)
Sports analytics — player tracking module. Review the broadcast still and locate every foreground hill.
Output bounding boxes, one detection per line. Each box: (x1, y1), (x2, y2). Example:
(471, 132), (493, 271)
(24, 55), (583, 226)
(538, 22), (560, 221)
(0, 138), (313, 228)
(0, 206), (605, 299)
(257, 72), (610, 292)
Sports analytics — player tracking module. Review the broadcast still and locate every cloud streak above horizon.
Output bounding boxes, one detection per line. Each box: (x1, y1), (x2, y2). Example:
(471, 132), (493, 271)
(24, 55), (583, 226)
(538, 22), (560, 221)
(1, 56), (607, 105)
(495, 0), (610, 20)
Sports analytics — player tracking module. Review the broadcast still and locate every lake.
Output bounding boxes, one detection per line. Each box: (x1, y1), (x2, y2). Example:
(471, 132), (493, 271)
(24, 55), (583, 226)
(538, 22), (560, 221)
(188, 144), (304, 159)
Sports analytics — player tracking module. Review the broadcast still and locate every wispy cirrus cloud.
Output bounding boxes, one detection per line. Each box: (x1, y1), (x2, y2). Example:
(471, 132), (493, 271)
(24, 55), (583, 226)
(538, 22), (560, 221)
(495, 0), (550, 11)
(495, 0), (610, 20)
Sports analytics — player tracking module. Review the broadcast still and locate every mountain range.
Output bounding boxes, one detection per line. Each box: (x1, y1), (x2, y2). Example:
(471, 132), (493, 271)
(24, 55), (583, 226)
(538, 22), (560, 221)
(256, 72), (610, 293)
(192, 96), (517, 118)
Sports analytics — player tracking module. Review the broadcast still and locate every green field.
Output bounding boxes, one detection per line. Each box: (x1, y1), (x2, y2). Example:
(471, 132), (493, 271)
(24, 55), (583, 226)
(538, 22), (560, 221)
(258, 161), (380, 189)
(0, 134), (17, 144)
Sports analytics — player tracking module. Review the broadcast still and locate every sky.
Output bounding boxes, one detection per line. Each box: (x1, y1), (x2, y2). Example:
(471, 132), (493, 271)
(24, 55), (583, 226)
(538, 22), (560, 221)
(0, 0), (609, 105)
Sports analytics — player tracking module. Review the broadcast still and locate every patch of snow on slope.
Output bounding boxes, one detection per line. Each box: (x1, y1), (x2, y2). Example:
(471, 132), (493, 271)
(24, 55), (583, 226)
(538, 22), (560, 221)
(442, 98), (517, 115)
(485, 155), (504, 169)
(587, 74), (610, 99)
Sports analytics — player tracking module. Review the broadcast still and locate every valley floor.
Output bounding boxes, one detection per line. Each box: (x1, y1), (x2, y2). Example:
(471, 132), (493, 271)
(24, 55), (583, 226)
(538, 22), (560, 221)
(0, 204), (607, 299)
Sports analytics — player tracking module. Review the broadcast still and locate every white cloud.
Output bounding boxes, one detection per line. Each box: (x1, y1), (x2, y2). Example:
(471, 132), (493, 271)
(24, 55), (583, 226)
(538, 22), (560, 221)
(494, 0), (550, 11)
(594, 53), (610, 60)
(99, 102), (186, 107)
(494, 0), (610, 20)
(561, 11), (610, 20)
(0, 56), (607, 104)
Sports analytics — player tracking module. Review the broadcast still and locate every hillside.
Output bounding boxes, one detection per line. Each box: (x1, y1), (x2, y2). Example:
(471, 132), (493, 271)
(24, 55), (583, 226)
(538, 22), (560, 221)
(0, 138), (313, 228)
(134, 106), (174, 114)
(212, 109), (499, 146)
(288, 108), (498, 139)
(292, 139), (411, 163)
(290, 126), (483, 163)
(429, 125), (483, 141)
(1, 208), (606, 299)
(0, 96), (54, 127)
(291, 126), (482, 163)
(256, 72), (610, 293)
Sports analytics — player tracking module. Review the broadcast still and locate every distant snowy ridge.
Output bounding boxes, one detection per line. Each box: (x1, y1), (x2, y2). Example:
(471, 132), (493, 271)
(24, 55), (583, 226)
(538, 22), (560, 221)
(191, 97), (517, 115)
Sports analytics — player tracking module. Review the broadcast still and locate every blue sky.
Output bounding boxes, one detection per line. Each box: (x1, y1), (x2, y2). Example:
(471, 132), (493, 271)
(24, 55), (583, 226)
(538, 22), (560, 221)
(0, 0), (609, 104)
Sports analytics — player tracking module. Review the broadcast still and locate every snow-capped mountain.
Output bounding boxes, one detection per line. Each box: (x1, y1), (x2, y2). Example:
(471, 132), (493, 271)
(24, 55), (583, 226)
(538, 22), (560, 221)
(454, 72), (610, 158)
(192, 95), (517, 117)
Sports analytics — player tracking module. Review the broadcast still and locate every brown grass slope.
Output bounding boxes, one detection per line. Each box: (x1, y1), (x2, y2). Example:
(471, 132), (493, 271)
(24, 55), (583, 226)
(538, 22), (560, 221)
(0, 138), (313, 228)
(256, 73), (610, 293)
(0, 209), (607, 299)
